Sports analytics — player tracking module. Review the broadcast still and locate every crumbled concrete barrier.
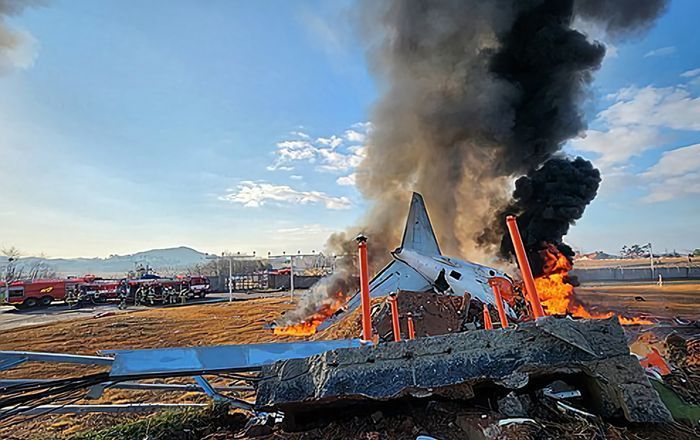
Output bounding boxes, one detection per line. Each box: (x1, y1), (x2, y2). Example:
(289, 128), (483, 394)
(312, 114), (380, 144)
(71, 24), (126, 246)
(256, 317), (671, 424)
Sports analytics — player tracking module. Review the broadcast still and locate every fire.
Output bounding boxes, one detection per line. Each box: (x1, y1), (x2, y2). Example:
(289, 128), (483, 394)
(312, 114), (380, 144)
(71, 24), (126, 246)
(273, 293), (346, 336)
(534, 244), (652, 325)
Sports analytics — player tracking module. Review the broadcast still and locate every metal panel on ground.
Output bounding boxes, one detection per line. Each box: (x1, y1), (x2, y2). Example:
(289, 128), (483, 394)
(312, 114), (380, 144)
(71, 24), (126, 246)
(104, 339), (365, 378)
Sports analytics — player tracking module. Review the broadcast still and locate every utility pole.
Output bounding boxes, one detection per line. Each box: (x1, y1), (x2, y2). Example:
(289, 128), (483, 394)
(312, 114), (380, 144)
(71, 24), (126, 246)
(648, 242), (655, 279)
(229, 255), (233, 302)
(289, 254), (294, 300)
(4, 257), (15, 303)
(221, 252), (233, 302)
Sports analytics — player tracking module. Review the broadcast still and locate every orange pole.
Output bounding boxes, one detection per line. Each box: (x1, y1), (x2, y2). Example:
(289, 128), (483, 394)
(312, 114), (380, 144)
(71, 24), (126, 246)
(505, 215), (546, 319)
(388, 293), (401, 342)
(356, 234), (373, 341)
(483, 305), (493, 330)
(406, 312), (416, 339)
(490, 283), (509, 328)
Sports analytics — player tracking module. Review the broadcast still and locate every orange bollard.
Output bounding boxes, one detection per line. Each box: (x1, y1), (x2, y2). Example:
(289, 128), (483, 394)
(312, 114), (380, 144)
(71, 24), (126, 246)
(505, 216), (546, 319)
(483, 305), (493, 330)
(488, 278), (509, 329)
(388, 292), (402, 342)
(406, 312), (416, 340)
(356, 234), (373, 341)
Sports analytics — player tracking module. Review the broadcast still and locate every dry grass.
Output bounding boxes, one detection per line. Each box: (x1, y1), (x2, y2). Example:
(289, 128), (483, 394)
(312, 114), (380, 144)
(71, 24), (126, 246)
(0, 297), (313, 439)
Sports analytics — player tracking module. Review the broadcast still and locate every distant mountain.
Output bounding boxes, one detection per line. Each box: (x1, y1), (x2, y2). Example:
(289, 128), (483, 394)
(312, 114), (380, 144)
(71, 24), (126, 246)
(0, 247), (212, 277)
(575, 251), (620, 261)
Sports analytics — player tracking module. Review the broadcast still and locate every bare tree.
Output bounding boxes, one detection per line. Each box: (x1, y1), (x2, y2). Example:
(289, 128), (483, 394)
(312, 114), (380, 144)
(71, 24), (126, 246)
(2, 246), (23, 283)
(2, 247), (57, 282)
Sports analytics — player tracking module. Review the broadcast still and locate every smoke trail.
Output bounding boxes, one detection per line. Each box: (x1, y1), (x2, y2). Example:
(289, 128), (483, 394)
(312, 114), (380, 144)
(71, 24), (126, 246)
(0, 0), (43, 74)
(276, 265), (355, 326)
(283, 0), (668, 324)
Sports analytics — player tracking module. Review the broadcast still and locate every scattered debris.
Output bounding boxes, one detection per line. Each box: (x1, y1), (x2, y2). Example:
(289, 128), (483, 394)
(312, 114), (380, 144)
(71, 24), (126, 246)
(640, 347), (672, 376)
(497, 392), (531, 417)
(497, 417), (539, 427)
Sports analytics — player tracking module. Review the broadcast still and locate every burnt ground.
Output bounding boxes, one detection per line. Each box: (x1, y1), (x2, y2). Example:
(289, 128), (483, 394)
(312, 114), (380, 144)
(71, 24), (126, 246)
(0, 284), (698, 439)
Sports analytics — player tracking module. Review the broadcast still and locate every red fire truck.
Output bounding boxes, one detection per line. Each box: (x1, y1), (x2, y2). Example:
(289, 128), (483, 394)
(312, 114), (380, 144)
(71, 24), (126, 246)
(0, 278), (87, 309)
(1, 275), (211, 309)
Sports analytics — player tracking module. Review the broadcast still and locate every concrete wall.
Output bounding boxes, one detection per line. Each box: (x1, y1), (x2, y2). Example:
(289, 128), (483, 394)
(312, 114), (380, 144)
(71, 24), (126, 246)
(572, 266), (700, 283)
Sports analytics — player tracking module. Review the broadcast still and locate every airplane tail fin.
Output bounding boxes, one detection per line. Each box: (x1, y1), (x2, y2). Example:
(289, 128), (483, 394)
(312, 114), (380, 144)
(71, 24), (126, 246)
(400, 192), (441, 256)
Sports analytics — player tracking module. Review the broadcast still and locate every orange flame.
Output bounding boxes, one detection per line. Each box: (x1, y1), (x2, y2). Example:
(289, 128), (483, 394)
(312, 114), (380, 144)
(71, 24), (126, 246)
(534, 244), (652, 325)
(273, 293), (346, 336)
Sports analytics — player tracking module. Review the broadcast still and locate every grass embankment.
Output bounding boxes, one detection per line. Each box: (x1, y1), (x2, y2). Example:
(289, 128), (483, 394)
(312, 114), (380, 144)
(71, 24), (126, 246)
(65, 404), (245, 440)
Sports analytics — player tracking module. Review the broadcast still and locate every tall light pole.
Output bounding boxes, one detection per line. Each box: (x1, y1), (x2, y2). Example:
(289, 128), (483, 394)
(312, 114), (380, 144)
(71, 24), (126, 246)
(228, 255), (233, 302)
(648, 242), (655, 279)
(4, 257), (15, 303)
(289, 254), (294, 300)
(221, 252), (233, 302)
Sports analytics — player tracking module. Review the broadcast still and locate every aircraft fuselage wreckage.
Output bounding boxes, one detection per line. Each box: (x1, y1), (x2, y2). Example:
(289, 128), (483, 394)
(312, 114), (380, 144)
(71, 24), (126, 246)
(319, 192), (516, 332)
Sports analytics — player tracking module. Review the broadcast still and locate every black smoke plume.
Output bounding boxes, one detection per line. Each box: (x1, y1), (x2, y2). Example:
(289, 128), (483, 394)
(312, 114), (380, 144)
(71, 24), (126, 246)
(356, 0), (667, 267)
(497, 157), (601, 275)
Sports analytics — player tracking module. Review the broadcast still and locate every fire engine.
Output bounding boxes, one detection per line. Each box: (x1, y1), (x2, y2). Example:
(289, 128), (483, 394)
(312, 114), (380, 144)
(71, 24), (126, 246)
(2, 275), (210, 309)
(0, 278), (87, 309)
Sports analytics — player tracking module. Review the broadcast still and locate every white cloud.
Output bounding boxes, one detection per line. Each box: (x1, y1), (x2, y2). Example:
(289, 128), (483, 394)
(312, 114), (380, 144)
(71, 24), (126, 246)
(268, 122), (371, 179)
(644, 143), (700, 179)
(601, 86), (700, 131)
(680, 68), (700, 78)
(644, 46), (676, 58)
(289, 175), (303, 180)
(572, 85), (700, 169)
(571, 125), (664, 169)
(344, 129), (366, 143)
(290, 131), (310, 139)
(316, 146), (365, 172)
(266, 165), (294, 171)
(267, 139), (317, 170)
(351, 122), (373, 130)
(316, 135), (343, 149)
(336, 173), (356, 186)
(220, 181), (351, 210)
(641, 144), (700, 203)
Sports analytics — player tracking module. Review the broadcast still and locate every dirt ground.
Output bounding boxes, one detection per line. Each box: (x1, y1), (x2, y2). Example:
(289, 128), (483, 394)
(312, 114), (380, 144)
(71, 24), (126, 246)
(574, 256), (699, 269)
(577, 281), (700, 321)
(0, 283), (698, 439)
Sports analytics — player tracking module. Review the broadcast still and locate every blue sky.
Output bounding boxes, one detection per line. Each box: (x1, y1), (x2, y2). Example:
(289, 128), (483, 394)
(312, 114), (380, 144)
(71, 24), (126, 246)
(0, 0), (698, 258)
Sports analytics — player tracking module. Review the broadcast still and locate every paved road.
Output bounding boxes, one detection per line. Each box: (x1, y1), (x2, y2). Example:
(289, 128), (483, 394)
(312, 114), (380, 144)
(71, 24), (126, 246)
(0, 290), (292, 332)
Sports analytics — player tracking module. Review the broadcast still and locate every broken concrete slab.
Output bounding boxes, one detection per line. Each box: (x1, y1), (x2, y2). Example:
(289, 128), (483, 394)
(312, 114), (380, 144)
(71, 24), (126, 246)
(256, 317), (671, 424)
